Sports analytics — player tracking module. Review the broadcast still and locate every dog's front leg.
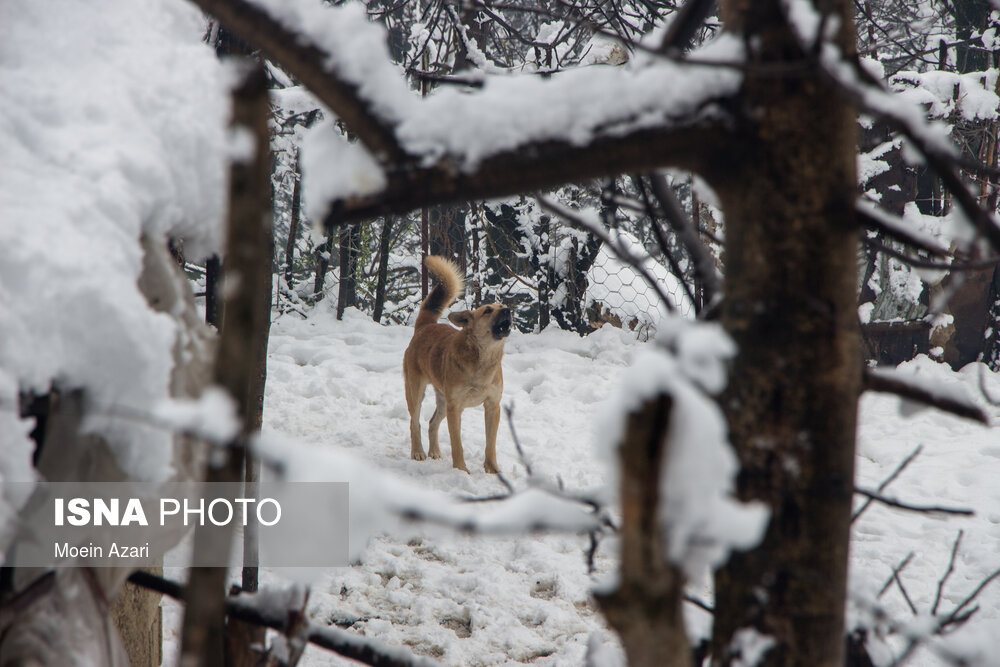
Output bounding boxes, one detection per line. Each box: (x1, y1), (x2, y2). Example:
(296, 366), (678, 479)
(445, 404), (469, 473)
(483, 400), (501, 474)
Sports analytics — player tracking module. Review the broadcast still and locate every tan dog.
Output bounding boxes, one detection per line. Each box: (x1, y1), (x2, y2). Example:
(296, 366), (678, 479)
(403, 256), (512, 473)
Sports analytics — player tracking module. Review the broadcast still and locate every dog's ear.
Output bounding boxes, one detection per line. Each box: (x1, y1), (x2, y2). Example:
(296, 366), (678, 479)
(448, 310), (473, 328)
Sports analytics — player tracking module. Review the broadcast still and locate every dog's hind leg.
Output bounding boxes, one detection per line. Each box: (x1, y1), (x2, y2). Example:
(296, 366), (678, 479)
(445, 404), (468, 473)
(427, 389), (445, 459)
(483, 399), (501, 474)
(406, 377), (428, 460)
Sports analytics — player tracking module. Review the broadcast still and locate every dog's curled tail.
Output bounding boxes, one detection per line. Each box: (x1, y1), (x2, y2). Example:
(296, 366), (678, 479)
(416, 255), (464, 328)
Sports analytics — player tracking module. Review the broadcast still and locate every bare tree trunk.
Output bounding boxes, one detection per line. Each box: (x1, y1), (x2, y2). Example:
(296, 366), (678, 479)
(205, 254), (222, 327)
(536, 213), (551, 331)
(336, 223), (359, 319)
(283, 149), (301, 289)
(429, 206), (467, 272)
(179, 63), (272, 667)
(372, 216), (394, 322)
(420, 206), (429, 299)
(313, 234), (332, 300)
(709, 2), (861, 665)
(594, 395), (691, 667)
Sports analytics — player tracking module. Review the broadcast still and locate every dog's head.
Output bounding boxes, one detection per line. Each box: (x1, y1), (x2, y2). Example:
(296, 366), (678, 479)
(448, 304), (512, 342)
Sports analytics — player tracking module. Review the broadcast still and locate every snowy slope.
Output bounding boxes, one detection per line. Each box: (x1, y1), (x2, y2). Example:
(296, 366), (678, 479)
(165, 302), (1000, 666)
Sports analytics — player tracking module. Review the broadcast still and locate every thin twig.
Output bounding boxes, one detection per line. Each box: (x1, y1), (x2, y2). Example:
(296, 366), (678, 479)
(504, 403), (533, 478)
(853, 445), (923, 523)
(931, 530), (963, 616)
(854, 487), (974, 517)
(878, 551), (914, 599)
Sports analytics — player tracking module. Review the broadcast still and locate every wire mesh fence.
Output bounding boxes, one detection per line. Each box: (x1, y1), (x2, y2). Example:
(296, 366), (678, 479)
(273, 195), (699, 340)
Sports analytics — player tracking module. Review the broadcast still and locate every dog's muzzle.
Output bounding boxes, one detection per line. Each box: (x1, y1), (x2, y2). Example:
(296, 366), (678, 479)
(492, 308), (512, 339)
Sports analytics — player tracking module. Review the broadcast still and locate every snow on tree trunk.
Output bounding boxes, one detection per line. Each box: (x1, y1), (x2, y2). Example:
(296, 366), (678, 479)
(595, 394), (691, 667)
(1, 236), (215, 666)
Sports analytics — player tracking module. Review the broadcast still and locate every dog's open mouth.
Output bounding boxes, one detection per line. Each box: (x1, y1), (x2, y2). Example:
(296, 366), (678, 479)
(492, 310), (512, 339)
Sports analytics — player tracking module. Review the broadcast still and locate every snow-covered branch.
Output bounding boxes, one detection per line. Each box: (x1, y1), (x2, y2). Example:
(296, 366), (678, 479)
(189, 0), (745, 228)
(857, 200), (950, 258)
(816, 45), (1000, 253)
(189, 0), (407, 162)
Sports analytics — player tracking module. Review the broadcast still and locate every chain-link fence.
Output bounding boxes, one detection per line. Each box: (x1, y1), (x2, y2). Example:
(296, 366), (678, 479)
(273, 194), (700, 340)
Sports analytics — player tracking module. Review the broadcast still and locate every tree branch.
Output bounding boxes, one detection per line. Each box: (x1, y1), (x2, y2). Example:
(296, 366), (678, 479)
(852, 445), (922, 523)
(819, 52), (1000, 252)
(863, 368), (990, 424)
(536, 196), (678, 313)
(188, 0), (406, 162)
(658, 0), (717, 55)
(853, 487), (974, 517)
(325, 119), (729, 228)
(646, 172), (721, 308)
(856, 201), (950, 258)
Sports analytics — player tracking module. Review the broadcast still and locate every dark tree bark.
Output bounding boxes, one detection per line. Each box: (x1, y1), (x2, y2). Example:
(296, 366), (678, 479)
(984, 267), (1000, 370)
(536, 213), (551, 331)
(179, 64), (273, 667)
(205, 254), (223, 327)
(594, 394), (691, 667)
(709, 2), (861, 666)
(336, 222), (360, 319)
(283, 150), (302, 289)
(313, 233), (333, 300)
(372, 216), (395, 323)
(429, 206), (467, 272)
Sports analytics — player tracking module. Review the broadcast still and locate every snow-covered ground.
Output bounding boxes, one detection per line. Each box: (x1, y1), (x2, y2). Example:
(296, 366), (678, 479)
(166, 301), (1000, 666)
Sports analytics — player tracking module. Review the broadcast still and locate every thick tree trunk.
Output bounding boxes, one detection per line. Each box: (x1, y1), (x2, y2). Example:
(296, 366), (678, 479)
(179, 64), (273, 667)
(710, 2), (861, 665)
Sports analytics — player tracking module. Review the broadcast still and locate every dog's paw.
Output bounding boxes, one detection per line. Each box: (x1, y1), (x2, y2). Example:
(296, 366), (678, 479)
(411, 450), (427, 461)
(453, 462), (470, 474)
(483, 460), (501, 474)
(428, 449), (442, 459)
